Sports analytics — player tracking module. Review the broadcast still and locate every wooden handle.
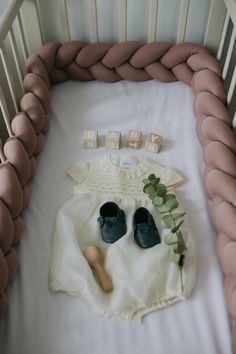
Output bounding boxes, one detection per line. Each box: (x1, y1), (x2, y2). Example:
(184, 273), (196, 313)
(94, 263), (113, 293)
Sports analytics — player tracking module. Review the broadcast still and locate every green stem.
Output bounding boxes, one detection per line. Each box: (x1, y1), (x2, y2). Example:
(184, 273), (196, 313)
(143, 174), (186, 294)
(170, 209), (185, 292)
(180, 267), (184, 293)
(169, 209), (176, 227)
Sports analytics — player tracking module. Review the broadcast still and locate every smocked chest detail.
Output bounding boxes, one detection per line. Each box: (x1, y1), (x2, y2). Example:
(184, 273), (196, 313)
(74, 174), (148, 196)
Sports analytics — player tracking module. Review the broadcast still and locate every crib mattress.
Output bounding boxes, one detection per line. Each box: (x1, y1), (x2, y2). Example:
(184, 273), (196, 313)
(0, 79), (232, 354)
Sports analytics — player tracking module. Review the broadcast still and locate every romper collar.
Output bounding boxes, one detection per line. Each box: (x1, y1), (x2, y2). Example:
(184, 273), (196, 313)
(102, 154), (150, 179)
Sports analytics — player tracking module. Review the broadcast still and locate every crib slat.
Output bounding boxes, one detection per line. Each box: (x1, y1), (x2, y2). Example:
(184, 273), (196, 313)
(224, 0), (236, 29)
(9, 27), (24, 96)
(0, 44), (19, 114)
(204, 0), (227, 55)
(217, 12), (230, 60)
(20, 0), (42, 55)
(0, 84), (13, 137)
(222, 27), (236, 80)
(17, 13), (28, 63)
(89, 0), (98, 43)
(0, 0), (24, 46)
(119, 0), (127, 42)
(177, 0), (190, 43)
(0, 139), (6, 163)
(59, 0), (71, 42)
(148, 0), (158, 43)
(227, 65), (236, 104)
(233, 111), (236, 129)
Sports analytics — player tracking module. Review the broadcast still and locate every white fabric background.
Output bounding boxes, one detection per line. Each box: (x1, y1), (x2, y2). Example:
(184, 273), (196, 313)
(0, 80), (232, 354)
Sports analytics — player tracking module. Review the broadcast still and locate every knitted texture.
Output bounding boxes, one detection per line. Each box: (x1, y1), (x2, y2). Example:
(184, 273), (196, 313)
(50, 155), (194, 321)
(0, 40), (235, 351)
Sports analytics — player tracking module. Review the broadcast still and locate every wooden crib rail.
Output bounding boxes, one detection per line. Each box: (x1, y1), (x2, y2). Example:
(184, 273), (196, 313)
(216, 0), (236, 126)
(0, 0), (42, 55)
(0, 0), (42, 148)
(0, 139), (6, 163)
(58, 0), (228, 52)
(57, 0), (236, 125)
(0, 0), (24, 46)
(0, 0), (236, 145)
(0, 0), (24, 144)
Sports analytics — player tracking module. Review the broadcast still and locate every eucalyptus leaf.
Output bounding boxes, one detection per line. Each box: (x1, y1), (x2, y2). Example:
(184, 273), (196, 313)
(175, 231), (187, 253)
(143, 184), (155, 194)
(157, 205), (169, 213)
(172, 212), (186, 221)
(170, 252), (185, 267)
(152, 196), (163, 207)
(164, 197), (178, 211)
(158, 210), (170, 214)
(149, 174), (156, 181)
(154, 177), (160, 186)
(143, 173), (187, 272)
(148, 191), (157, 200)
(162, 214), (174, 228)
(142, 178), (150, 185)
(156, 184), (168, 197)
(171, 220), (184, 233)
(164, 233), (178, 245)
(165, 193), (176, 200)
(170, 251), (181, 265)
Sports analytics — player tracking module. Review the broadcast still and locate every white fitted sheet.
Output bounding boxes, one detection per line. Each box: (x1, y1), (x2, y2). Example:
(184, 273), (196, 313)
(0, 80), (232, 354)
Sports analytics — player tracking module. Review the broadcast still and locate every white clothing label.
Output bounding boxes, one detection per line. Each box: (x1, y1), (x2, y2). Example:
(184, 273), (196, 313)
(122, 160), (132, 169)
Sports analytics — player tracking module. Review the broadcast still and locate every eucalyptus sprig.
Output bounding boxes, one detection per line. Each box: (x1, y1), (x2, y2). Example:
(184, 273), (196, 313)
(143, 173), (187, 292)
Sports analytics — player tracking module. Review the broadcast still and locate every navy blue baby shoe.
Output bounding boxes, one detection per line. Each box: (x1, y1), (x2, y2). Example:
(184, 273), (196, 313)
(133, 207), (161, 248)
(97, 202), (127, 243)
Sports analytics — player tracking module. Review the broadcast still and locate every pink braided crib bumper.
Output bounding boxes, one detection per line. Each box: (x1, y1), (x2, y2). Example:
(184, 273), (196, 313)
(0, 41), (236, 350)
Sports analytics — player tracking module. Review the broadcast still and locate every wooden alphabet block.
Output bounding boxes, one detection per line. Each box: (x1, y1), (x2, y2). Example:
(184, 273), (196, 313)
(83, 129), (98, 149)
(105, 131), (121, 150)
(145, 133), (162, 153)
(126, 130), (142, 149)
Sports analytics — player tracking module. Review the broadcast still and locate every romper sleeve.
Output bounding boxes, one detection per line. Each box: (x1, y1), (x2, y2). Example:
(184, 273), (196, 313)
(149, 162), (184, 188)
(163, 167), (184, 188)
(66, 161), (89, 184)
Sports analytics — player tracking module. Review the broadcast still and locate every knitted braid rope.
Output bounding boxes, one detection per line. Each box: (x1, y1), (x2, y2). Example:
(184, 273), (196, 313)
(0, 40), (236, 351)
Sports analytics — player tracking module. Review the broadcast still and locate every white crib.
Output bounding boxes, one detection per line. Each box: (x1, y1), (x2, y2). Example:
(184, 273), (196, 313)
(0, 0), (235, 139)
(0, 1), (236, 354)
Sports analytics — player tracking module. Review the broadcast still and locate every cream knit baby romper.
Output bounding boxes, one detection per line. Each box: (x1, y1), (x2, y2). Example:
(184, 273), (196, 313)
(49, 154), (196, 321)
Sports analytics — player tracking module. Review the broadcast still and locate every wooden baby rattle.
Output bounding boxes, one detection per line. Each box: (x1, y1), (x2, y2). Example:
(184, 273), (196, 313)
(84, 245), (113, 293)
